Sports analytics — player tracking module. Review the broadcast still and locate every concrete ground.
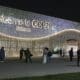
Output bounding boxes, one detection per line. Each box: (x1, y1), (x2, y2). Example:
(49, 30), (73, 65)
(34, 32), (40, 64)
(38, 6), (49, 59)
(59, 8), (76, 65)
(0, 57), (80, 79)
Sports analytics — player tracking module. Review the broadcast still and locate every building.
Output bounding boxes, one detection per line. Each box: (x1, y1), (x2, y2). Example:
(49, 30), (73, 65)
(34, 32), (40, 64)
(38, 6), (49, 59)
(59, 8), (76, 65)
(0, 6), (80, 58)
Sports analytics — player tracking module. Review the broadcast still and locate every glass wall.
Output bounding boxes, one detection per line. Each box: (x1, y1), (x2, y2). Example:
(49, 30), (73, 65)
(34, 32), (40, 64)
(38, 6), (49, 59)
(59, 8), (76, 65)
(0, 36), (50, 58)
(0, 32), (80, 58)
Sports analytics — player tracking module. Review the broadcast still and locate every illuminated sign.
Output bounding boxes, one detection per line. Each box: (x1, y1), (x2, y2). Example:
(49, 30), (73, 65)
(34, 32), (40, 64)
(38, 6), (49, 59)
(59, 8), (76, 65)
(0, 6), (79, 38)
(0, 14), (51, 32)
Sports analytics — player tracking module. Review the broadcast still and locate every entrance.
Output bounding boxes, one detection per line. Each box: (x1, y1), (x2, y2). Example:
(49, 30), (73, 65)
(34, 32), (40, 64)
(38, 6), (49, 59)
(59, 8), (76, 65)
(63, 39), (78, 56)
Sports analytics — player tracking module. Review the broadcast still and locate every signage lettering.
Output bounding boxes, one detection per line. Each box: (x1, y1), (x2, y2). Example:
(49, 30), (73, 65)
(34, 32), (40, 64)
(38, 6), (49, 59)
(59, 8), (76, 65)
(0, 14), (51, 31)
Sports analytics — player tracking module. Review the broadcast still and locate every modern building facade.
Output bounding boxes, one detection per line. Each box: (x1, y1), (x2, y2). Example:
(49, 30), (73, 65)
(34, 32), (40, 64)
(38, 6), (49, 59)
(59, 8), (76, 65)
(0, 6), (80, 58)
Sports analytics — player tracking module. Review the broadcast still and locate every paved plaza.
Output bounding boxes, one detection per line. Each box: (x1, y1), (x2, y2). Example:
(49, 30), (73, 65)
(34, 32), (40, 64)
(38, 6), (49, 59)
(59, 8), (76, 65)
(0, 57), (80, 79)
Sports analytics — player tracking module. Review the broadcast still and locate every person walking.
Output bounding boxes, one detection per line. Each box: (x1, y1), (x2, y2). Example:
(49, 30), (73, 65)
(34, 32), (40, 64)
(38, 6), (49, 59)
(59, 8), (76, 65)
(19, 48), (24, 60)
(69, 48), (73, 61)
(42, 47), (49, 64)
(0, 47), (5, 62)
(77, 48), (80, 66)
(24, 48), (33, 63)
(59, 48), (63, 57)
(47, 50), (52, 63)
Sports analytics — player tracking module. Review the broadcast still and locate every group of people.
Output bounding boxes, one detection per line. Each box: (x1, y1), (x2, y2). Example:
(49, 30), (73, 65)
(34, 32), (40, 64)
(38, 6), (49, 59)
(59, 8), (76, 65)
(0, 47), (33, 63)
(20, 47), (53, 64)
(20, 48), (33, 63)
(69, 47), (80, 66)
(43, 47), (53, 64)
(0, 46), (80, 66)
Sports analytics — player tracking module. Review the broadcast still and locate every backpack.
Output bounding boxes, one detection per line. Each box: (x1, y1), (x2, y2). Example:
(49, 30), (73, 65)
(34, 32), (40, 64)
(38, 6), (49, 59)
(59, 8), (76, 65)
(47, 51), (52, 57)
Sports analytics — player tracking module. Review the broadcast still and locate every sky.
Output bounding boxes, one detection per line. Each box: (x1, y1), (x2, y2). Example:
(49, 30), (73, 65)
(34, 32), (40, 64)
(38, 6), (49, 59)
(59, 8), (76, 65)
(0, 0), (80, 22)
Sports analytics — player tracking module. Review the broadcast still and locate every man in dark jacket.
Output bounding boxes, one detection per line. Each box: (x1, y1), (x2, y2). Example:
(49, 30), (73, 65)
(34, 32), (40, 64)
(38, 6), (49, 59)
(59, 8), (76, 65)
(0, 47), (5, 62)
(69, 48), (73, 61)
(24, 48), (33, 63)
(77, 48), (80, 66)
(19, 48), (24, 60)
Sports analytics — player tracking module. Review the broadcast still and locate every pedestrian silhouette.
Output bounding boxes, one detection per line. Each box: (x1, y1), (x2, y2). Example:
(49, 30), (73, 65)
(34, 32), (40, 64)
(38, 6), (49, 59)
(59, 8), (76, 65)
(0, 47), (5, 62)
(19, 48), (24, 60)
(42, 47), (49, 64)
(69, 48), (73, 61)
(24, 48), (33, 63)
(77, 48), (80, 66)
(59, 48), (63, 57)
